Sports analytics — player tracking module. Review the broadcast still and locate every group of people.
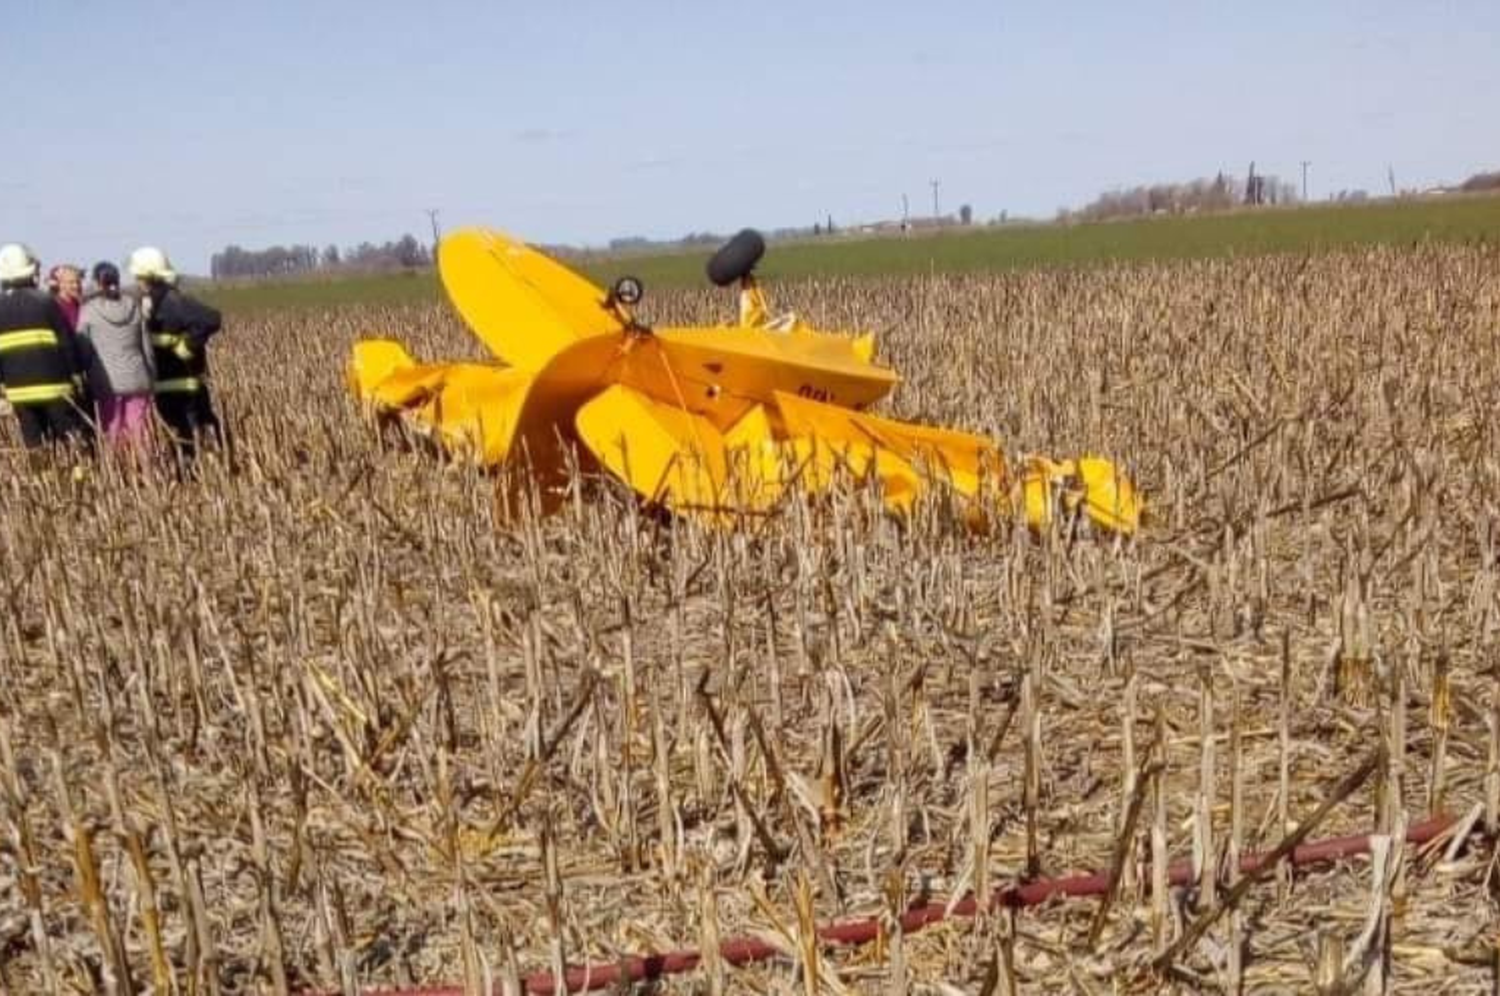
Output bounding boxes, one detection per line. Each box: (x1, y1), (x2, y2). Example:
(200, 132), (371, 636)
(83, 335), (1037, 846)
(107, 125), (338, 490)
(0, 242), (225, 468)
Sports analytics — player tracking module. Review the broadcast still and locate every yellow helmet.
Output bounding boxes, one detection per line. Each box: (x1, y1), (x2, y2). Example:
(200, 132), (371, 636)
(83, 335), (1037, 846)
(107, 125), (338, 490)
(0, 243), (40, 283)
(128, 246), (177, 284)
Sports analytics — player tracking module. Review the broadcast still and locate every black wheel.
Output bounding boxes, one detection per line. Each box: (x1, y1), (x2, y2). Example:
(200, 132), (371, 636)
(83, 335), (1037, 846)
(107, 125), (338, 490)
(612, 275), (643, 306)
(705, 228), (765, 287)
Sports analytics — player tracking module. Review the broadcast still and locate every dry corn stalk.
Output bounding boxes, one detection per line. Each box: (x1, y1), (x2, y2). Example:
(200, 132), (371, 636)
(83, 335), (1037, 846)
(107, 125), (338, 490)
(0, 242), (1497, 995)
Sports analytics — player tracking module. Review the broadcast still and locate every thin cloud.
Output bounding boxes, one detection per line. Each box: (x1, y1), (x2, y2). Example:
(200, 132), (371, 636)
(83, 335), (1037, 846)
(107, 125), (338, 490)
(513, 128), (571, 144)
(625, 156), (685, 172)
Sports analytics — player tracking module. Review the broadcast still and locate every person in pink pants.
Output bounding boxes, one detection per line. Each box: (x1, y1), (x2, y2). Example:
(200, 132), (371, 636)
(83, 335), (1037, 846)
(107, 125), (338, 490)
(77, 262), (157, 457)
(97, 391), (154, 446)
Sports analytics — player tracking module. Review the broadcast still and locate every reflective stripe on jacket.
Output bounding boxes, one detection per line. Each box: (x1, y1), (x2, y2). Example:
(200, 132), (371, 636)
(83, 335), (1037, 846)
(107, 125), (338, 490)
(146, 288), (222, 392)
(0, 328), (60, 352)
(0, 287), (85, 404)
(155, 377), (203, 395)
(5, 382), (77, 405)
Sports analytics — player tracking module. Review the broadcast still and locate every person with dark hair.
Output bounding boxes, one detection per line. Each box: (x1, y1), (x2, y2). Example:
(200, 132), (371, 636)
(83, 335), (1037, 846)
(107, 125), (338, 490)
(128, 246), (225, 462)
(77, 261), (155, 455)
(0, 243), (93, 451)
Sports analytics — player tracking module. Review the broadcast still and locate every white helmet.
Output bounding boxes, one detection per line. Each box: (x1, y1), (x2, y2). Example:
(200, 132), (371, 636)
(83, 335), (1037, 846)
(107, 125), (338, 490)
(128, 246), (177, 284)
(0, 243), (41, 284)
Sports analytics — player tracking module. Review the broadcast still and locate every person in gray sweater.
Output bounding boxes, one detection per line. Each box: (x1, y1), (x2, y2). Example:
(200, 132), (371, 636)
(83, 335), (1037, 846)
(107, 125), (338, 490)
(77, 262), (156, 452)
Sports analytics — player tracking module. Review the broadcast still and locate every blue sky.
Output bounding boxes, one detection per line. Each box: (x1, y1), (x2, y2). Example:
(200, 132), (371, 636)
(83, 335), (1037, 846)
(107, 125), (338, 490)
(3, 0), (1496, 274)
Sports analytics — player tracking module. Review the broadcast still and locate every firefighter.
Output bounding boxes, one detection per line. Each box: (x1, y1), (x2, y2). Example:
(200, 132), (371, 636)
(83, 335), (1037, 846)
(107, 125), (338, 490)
(129, 246), (225, 462)
(0, 243), (93, 451)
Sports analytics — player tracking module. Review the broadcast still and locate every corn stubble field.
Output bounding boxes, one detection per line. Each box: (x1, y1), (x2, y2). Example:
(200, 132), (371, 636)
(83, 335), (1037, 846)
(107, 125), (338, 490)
(3, 243), (1500, 995)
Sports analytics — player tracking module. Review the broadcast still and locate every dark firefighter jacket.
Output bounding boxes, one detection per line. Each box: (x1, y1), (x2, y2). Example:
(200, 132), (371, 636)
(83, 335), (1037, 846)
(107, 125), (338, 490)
(147, 288), (222, 395)
(0, 286), (87, 406)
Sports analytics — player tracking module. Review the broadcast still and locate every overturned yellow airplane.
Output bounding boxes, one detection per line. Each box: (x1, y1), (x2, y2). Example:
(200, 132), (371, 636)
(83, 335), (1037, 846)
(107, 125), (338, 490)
(347, 227), (1141, 535)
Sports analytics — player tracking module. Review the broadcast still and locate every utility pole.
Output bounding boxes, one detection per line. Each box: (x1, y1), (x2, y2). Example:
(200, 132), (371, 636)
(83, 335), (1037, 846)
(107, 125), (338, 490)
(426, 208), (442, 261)
(930, 179), (941, 220)
(1300, 161), (1311, 202)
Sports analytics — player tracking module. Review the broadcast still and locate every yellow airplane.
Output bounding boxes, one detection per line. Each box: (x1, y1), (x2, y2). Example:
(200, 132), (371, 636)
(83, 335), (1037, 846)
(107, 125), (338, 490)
(347, 227), (1141, 535)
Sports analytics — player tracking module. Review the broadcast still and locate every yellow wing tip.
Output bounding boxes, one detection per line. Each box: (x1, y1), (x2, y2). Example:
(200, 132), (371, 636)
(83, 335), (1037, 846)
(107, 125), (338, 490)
(441, 224), (516, 246)
(349, 339), (415, 399)
(1019, 456), (1142, 536)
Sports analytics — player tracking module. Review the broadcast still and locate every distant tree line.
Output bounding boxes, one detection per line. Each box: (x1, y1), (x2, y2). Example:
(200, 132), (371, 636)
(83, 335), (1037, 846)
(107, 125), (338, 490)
(1061, 171), (1300, 223)
(604, 231), (725, 253)
(603, 221), (865, 256)
(210, 234), (430, 280)
(1460, 170), (1500, 193)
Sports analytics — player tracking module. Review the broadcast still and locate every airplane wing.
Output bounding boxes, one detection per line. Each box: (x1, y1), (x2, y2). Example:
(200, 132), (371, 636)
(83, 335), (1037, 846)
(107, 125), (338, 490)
(438, 227), (626, 371)
(771, 392), (1140, 534)
(575, 384), (736, 515)
(349, 340), (537, 466)
(588, 327), (898, 434)
(572, 380), (982, 525)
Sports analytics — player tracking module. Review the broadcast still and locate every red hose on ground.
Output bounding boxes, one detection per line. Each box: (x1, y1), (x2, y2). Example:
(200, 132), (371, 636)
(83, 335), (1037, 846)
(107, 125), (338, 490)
(344, 814), (1462, 996)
